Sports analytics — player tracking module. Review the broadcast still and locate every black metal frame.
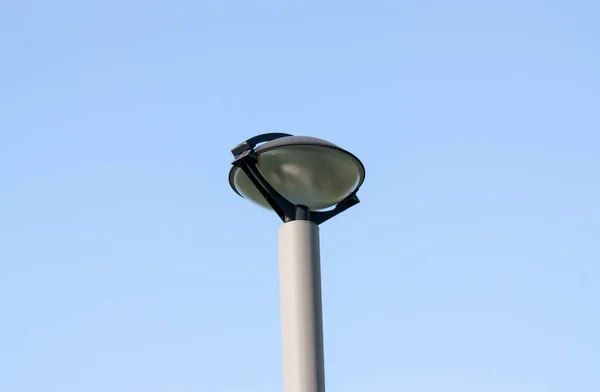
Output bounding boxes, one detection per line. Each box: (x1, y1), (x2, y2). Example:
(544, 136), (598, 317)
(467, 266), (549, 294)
(230, 133), (361, 225)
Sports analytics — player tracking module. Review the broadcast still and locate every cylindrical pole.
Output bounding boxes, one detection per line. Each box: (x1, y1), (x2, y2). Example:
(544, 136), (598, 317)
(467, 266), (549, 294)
(278, 220), (325, 392)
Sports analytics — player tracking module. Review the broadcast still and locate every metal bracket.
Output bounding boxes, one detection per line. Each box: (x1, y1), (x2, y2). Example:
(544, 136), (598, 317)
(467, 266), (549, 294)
(231, 133), (361, 225)
(310, 192), (360, 225)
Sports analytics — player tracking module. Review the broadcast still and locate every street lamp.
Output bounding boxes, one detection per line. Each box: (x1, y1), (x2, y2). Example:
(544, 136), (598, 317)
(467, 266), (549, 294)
(229, 133), (365, 392)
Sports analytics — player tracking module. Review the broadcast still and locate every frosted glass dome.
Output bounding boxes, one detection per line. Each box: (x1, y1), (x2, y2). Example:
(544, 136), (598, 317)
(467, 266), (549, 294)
(229, 136), (365, 211)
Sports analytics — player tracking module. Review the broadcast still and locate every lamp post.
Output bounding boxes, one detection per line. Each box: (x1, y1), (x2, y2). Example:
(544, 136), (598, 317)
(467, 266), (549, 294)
(229, 133), (365, 392)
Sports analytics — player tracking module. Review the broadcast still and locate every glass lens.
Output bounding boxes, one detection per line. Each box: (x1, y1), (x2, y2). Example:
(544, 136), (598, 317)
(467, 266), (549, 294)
(232, 145), (363, 210)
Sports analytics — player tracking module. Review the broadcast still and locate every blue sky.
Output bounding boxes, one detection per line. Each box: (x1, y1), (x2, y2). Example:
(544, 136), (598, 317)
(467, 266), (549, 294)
(1, 1), (599, 391)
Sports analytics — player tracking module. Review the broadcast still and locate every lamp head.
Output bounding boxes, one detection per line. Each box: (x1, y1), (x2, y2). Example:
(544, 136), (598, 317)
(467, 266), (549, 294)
(229, 133), (365, 224)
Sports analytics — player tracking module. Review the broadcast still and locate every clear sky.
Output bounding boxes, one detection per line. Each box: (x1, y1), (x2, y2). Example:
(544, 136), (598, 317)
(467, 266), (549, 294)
(1, 1), (599, 391)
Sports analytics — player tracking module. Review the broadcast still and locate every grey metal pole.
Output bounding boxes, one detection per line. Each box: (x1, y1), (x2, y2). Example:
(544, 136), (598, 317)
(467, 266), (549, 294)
(278, 220), (326, 392)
